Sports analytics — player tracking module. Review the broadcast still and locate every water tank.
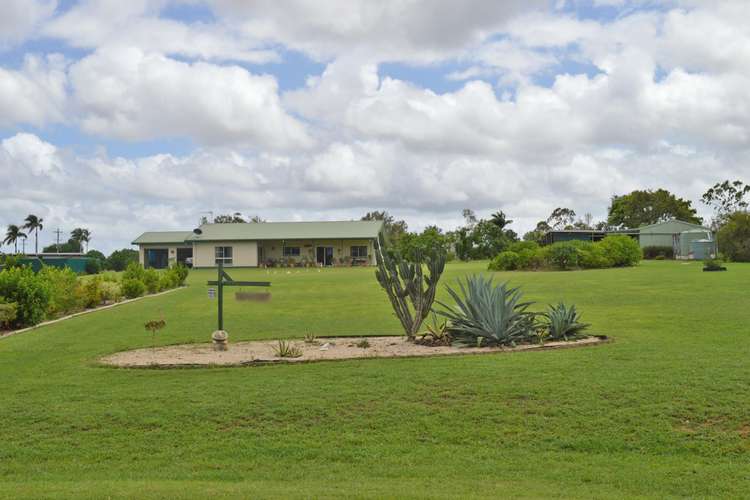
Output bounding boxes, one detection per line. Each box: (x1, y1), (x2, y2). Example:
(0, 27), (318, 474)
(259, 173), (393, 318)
(689, 239), (716, 260)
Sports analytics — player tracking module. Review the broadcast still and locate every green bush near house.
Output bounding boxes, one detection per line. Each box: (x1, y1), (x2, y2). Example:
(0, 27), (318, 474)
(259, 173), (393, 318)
(142, 268), (160, 294)
(0, 300), (17, 328)
(121, 278), (146, 299)
(489, 234), (641, 272)
(0, 266), (51, 327)
(488, 251), (520, 271)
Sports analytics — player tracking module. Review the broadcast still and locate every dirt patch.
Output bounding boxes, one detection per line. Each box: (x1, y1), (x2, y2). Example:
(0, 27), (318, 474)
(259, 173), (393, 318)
(100, 335), (609, 368)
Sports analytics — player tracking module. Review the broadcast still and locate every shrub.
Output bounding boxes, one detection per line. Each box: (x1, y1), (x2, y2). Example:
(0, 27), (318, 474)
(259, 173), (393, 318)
(717, 212), (750, 262)
(100, 271), (120, 283)
(38, 266), (81, 317)
(142, 268), (160, 294)
(574, 242), (613, 269)
(122, 262), (146, 282)
(546, 242), (580, 270)
(81, 277), (103, 308)
(436, 275), (537, 347)
(488, 251), (520, 271)
(516, 248), (541, 270)
(0, 301), (18, 329)
(121, 278), (146, 299)
(106, 249), (139, 271)
(0, 267), (51, 327)
(170, 263), (189, 286)
(599, 235), (642, 267)
(544, 303), (590, 341)
(507, 241), (540, 253)
(85, 258), (102, 275)
(642, 246), (674, 260)
(159, 272), (177, 292)
(100, 281), (122, 303)
(703, 258), (726, 271)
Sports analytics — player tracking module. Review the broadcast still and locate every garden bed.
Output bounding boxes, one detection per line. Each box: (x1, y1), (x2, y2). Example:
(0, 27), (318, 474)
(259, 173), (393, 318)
(101, 335), (609, 368)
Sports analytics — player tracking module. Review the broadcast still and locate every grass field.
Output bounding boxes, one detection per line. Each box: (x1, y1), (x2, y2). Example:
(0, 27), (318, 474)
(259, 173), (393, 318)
(1, 260), (749, 498)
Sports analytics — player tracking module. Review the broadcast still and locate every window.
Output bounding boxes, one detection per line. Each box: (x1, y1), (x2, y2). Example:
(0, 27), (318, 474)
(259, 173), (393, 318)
(283, 246), (301, 256)
(351, 245), (368, 258)
(215, 246), (233, 265)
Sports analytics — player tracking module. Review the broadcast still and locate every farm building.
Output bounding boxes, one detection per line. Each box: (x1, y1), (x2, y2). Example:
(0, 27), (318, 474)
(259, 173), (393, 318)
(543, 219), (716, 259)
(133, 220), (384, 269)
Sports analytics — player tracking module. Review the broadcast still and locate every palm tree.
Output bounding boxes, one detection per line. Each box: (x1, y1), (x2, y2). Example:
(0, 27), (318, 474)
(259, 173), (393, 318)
(70, 228), (91, 253)
(4, 225), (27, 254)
(23, 214), (43, 254)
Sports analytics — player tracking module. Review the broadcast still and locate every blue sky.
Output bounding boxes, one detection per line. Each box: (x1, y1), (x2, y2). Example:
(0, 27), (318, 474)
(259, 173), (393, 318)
(1, 0), (749, 252)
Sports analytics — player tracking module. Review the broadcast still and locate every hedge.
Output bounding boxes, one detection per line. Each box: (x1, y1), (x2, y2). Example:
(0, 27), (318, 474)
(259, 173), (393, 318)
(488, 235), (641, 271)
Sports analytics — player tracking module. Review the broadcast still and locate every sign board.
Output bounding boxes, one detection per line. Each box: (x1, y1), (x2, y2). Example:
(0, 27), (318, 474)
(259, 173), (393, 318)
(208, 287), (216, 299)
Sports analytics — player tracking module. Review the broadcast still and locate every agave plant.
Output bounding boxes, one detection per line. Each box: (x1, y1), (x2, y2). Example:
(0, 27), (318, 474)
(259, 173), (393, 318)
(544, 303), (590, 341)
(417, 312), (451, 346)
(435, 275), (537, 347)
(273, 340), (303, 358)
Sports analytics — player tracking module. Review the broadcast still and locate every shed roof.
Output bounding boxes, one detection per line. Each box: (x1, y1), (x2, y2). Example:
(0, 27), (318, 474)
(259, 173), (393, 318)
(637, 219), (710, 233)
(132, 231), (194, 245)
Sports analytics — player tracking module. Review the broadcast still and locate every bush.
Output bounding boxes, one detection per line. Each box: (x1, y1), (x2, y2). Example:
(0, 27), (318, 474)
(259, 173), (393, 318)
(80, 277), (103, 308)
(488, 251), (520, 271)
(717, 212), (750, 262)
(546, 242), (580, 270)
(122, 262), (146, 282)
(507, 241), (540, 253)
(516, 248), (541, 270)
(0, 300), (18, 329)
(436, 275), (536, 347)
(571, 241), (613, 269)
(170, 263), (189, 286)
(643, 246), (674, 260)
(85, 258), (102, 275)
(598, 235), (642, 267)
(142, 268), (160, 294)
(0, 267), (51, 327)
(38, 266), (81, 317)
(100, 271), (120, 283)
(159, 271), (178, 291)
(121, 278), (146, 299)
(106, 249), (139, 271)
(99, 281), (122, 303)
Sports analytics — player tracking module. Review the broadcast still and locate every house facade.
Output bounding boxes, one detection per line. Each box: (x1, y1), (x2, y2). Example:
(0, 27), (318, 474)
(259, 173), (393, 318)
(132, 221), (384, 269)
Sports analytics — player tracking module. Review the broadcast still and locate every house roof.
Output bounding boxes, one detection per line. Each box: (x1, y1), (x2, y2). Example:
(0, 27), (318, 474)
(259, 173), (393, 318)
(186, 220), (384, 242)
(637, 219), (710, 232)
(131, 231), (194, 245)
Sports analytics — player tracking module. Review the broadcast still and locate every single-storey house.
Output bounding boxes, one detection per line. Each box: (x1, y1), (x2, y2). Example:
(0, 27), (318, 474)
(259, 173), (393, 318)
(132, 220), (384, 269)
(543, 219), (716, 259)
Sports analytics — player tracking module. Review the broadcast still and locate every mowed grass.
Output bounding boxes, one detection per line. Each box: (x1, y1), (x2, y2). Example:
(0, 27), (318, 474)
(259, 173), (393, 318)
(1, 260), (749, 499)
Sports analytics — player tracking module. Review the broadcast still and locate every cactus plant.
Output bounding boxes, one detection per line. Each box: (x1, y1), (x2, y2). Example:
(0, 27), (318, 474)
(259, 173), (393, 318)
(374, 235), (446, 341)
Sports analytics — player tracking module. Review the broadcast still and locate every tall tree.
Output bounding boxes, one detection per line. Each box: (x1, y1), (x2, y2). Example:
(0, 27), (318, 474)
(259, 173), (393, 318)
(23, 214), (43, 254)
(462, 208), (478, 227)
(547, 207), (577, 230)
(4, 225), (27, 254)
(607, 189), (701, 229)
(701, 180), (750, 227)
(361, 211), (408, 244)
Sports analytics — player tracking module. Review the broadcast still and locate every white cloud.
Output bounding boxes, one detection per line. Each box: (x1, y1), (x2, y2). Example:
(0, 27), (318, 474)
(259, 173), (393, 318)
(43, 0), (276, 63)
(211, 0), (547, 62)
(0, 54), (67, 127)
(69, 47), (312, 149)
(0, 0), (57, 47)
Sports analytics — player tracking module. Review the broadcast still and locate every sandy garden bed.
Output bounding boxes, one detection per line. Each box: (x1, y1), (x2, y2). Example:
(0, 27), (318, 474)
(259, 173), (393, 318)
(101, 335), (609, 368)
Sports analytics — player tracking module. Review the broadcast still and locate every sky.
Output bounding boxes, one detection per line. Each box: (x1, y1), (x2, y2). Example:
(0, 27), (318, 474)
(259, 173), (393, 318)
(1, 0), (750, 254)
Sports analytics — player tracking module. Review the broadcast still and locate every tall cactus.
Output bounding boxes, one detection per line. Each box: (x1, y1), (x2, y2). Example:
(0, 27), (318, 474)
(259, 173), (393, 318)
(374, 234), (446, 340)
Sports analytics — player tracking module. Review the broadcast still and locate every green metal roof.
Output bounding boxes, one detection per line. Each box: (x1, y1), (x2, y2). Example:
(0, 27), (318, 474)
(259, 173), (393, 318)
(186, 220), (384, 242)
(132, 231), (194, 245)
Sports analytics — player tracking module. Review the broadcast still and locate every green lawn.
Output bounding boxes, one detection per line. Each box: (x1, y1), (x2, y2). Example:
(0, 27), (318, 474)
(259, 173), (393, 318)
(1, 261), (749, 499)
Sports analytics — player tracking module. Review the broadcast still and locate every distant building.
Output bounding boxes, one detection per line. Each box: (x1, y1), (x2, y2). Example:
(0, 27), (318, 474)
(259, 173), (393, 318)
(132, 220), (384, 269)
(543, 219), (716, 259)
